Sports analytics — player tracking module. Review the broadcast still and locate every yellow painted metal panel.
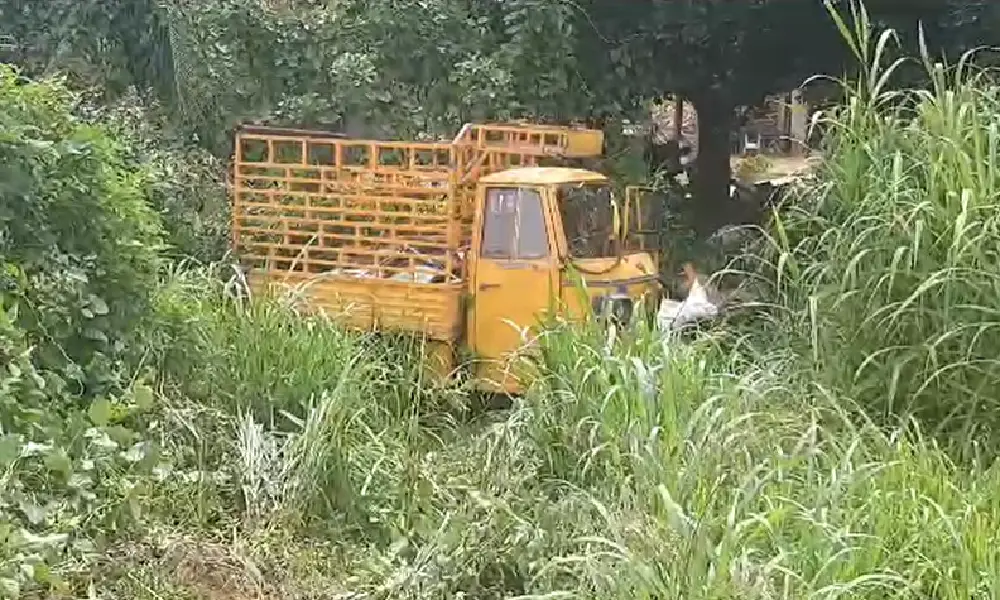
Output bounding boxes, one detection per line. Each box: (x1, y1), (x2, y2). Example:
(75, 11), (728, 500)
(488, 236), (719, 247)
(249, 272), (464, 342)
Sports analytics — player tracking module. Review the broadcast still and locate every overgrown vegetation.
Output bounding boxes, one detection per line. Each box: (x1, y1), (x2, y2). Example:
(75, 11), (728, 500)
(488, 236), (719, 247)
(4, 2), (1000, 599)
(0, 67), (165, 598)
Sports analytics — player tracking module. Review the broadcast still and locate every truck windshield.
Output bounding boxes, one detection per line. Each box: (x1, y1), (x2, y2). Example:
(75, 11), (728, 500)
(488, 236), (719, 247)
(557, 183), (615, 259)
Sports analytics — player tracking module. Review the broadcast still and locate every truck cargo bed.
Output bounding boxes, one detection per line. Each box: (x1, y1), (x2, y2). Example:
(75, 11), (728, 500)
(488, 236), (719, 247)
(250, 271), (464, 341)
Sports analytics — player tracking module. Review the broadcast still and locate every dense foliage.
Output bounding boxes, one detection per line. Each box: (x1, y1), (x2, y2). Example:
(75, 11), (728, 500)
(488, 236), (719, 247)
(87, 94), (229, 262)
(4, 0), (1000, 598)
(0, 67), (162, 394)
(0, 68), (164, 597)
(6, 0), (994, 234)
(7, 0), (998, 211)
(762, 6), (1000, 449)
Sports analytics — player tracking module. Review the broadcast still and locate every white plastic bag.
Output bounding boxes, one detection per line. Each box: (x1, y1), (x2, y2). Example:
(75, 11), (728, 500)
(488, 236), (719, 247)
(657, 266), (719, 333)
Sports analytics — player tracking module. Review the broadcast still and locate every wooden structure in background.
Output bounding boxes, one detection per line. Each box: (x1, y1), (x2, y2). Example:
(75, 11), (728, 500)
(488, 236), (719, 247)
(647, 90), (811, 158)
(738, 89), (810, 156)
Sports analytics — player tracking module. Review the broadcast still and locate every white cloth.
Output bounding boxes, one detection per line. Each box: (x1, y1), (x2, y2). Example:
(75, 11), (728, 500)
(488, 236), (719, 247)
(656, 277), (719, 333)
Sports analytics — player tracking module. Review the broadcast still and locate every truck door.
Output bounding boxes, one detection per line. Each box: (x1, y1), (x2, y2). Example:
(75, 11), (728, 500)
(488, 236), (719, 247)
(624, 185), (665, 265)
(470, 186), (557, 392)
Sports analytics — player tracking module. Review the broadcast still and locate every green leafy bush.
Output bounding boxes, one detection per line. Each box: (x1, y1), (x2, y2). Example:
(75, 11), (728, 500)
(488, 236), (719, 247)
(0, 66), (166, 597)
(85, 91), (229, 262)
(0, 65), (163, 395)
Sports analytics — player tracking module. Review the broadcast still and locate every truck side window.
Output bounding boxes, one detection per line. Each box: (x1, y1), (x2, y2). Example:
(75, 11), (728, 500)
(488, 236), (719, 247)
(482, 187), (549, 260)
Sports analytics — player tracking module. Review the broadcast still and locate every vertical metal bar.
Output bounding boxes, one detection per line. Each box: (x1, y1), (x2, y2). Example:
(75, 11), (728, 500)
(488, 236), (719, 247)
(267, 139), (277, 268)
(445, 145), (457, 279)
(282, 165), (292, 270)
(231, 133), (244, 255)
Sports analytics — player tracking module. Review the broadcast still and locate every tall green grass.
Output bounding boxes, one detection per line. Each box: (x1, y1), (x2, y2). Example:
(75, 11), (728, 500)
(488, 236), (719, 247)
(103, 299), (1000, 600)
(150, 262), (445, 422)
(758, 1), (1000, 451)
(500, 324), (1000, 599)
(143, 263), (461, 542)
(252, 313), (995, 599)
(338, 5), (1000, 596)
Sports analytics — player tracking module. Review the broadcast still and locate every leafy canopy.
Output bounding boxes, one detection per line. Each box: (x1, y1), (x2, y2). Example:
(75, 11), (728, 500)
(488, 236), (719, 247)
(574, 0), (845, 108)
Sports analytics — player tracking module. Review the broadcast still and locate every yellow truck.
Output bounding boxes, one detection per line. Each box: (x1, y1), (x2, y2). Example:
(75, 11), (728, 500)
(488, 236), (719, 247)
(230, 122), (663, 393)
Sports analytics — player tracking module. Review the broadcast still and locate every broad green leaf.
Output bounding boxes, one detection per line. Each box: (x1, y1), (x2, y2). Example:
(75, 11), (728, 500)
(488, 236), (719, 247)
(88, 294), (109, 315)
(122, 441), (149, 463)
(129, 494), (142, 521)
(18, 499), (46, 525)
(0, 434), (20, 466)
(42, 448), (72, 477)
(32, 563), (51, 585)
(0, 577), (19, 599)
(19, 530), (69, 549)
(82, 328), (109, 343)
(131, 383), (155, 411)
(88, 398), (113, 426)
(106, 425), (135, 446)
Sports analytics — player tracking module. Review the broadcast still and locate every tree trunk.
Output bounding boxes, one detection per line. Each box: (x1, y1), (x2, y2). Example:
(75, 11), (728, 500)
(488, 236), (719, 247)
(691, 94), (736, 235)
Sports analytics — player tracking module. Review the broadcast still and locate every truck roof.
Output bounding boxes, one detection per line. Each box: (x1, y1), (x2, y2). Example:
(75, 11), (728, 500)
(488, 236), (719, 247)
(479, 167), (607, 185)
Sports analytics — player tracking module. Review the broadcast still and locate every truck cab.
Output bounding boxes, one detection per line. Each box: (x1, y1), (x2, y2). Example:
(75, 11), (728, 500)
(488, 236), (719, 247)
(467, 167), (659, 391)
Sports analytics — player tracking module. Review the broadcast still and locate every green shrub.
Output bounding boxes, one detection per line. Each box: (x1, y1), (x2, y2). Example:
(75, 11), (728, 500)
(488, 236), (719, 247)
(84, 91), (230, 262)
(0, 65), (168, 598)
(0, 65), (163, 396)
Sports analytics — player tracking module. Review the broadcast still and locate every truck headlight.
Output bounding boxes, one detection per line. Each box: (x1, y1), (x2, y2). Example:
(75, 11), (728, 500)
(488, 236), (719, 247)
(592, 294), (634, 327)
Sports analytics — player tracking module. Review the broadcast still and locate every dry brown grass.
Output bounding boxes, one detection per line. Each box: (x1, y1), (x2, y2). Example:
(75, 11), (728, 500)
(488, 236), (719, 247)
(163, 538), (271, 600)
